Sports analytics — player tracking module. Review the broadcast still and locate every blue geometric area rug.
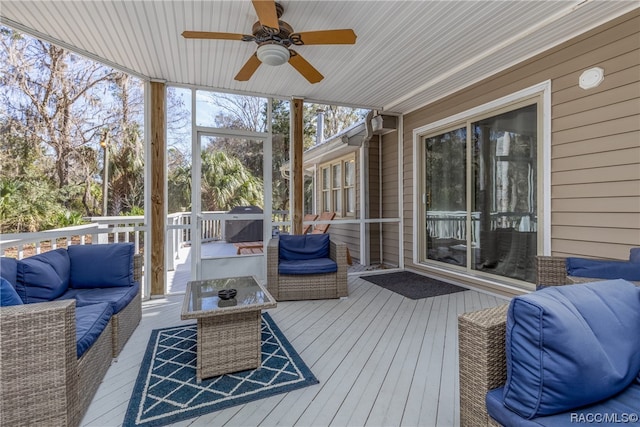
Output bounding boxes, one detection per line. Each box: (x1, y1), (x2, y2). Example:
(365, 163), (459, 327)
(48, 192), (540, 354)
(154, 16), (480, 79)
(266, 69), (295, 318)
(123, 313), (318, 427)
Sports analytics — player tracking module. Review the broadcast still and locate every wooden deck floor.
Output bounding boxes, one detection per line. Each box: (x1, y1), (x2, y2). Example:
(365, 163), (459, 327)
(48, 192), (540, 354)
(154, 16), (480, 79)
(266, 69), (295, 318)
(81, 275), (507, 427)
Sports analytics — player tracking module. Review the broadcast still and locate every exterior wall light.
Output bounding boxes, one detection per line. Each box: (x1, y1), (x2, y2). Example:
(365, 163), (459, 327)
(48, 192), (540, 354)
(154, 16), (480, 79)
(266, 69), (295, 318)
(579, 67), (604, 90)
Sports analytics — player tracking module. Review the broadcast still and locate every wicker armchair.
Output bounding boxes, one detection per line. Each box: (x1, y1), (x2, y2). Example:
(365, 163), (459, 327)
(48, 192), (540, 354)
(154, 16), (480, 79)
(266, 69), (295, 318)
(536, 255), (640, 286)
(0, 253), (142, 426)
(267, 237), (348, 300)
(458, 255), (639, 427)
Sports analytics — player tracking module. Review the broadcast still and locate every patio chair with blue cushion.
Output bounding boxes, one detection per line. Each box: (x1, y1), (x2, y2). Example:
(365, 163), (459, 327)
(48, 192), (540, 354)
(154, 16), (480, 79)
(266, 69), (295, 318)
(267, 234), (348, 301)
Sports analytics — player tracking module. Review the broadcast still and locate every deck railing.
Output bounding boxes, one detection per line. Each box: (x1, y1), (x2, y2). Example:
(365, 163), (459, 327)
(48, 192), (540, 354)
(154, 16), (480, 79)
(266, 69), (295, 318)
(0, 218), (146, 260)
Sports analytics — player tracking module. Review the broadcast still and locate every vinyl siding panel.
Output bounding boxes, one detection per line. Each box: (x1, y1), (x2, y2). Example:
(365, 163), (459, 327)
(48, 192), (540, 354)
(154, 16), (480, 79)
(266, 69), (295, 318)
(368, 137), (381, 263)
(397, 10), (640, 290)
(381, 131), (401, 267)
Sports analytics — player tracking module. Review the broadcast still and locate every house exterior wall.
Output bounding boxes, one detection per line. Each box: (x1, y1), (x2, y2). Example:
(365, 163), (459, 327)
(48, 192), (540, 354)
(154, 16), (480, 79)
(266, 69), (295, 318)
(381, 131), (401, 267)
(312, 151), (361, 261)
(397, 10), (640, 294)
(368, 136), (381, 264)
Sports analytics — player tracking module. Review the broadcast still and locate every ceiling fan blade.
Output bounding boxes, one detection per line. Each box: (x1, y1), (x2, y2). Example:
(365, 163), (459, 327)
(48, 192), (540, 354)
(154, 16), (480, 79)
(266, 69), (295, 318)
(251, 0), (279, 31)
(295, 29), (357, 45)
(235, 53), (262, 81)
(288, 51), (323, 84)
(182, 31), (247, 41)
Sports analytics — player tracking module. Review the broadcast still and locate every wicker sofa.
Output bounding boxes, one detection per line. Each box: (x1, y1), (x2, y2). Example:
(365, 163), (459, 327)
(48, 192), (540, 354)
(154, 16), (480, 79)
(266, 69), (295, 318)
(0, 243), (142, 426)
(267, 234), (347, 300)
(459, 254), (640, 427)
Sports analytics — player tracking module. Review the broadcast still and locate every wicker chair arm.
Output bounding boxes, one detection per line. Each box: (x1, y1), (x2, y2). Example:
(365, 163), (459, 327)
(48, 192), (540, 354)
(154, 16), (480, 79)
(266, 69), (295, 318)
(133, 253), (143, 282)
(458, 303), (509, 427)
(536, 256), (570, 286)
(0, 299), (78, 425)
(266, 239), (280, 298)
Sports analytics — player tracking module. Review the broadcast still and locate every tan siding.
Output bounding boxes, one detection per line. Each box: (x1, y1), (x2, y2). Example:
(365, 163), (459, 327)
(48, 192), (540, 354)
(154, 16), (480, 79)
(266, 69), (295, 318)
(368, 138), (381, 263)
(552, 164), (640, 185)
(553, 197), (640, 213)
(551, 240), (633, 260)
(553, 116), (640, 145)
(380, 131), (401, 267)
(552, 147), (640, 171)
(329, 223), (360, 261)
(552, 226), (640, 246)
(553, 181), (640, 198)
(552, 212), (639, 229)
(397, 10), (640, 287)
(553, 98), (640, 132)
(553, 132), (640, 158)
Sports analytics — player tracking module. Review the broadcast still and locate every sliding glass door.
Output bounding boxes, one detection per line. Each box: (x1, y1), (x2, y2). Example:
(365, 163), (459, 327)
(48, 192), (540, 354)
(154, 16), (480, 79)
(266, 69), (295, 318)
(422, 101), (539, 284)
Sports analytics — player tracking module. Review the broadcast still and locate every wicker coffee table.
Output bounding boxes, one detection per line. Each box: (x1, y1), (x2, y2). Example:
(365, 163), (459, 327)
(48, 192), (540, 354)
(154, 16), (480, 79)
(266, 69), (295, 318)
(181, 276), (276, 382)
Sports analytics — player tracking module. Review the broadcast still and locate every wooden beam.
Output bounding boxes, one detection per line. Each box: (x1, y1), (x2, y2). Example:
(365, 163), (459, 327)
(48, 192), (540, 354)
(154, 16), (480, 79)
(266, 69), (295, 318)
(292, 98), (304, 235)
(150, 82), (165, 296)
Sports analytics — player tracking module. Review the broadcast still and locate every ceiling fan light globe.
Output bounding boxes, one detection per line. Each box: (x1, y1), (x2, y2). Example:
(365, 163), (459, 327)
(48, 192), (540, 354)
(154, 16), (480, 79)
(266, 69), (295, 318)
(257, 44), (290, 66)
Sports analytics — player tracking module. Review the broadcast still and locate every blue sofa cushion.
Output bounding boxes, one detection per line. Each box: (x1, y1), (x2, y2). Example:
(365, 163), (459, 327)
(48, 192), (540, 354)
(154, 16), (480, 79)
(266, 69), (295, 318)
(16, 249), (71, 303)
(75, 302), (113, 358)
(57, 281), (139, 314)
(0, 257), (18, 288)
(566, 257), (640, 281)
(68, 243), (134, 288)
(279, 258), (338, 275)
(0, 277), (23, 306)
(503, 279), (640, 419)
(279, 234), (330, 261)
(630, 248), (640, 263)
(487, 383), (640, 427)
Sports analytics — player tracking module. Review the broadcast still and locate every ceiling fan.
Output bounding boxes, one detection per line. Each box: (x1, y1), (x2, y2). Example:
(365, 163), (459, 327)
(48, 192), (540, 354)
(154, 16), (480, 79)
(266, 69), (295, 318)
(182, 0), (356, 84)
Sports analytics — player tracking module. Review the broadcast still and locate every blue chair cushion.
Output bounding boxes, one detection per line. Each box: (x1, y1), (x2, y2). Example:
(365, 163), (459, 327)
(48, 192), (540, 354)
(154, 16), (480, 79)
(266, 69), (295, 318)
(0, 257), (18, 287)
(75, 302), (113, 358)
(279, 258), (338, 275)
(566, 257), (640, 281)
(487, 383), (640, 427)
(68, 243), (134, 288)
(16, 249), (71, 303)
(57, 281), (139, 314)
(503, 279), (640, 419)
(630, 248), (640, 263)
(0, 277), (23, 306)
(279, 234), (330, 261)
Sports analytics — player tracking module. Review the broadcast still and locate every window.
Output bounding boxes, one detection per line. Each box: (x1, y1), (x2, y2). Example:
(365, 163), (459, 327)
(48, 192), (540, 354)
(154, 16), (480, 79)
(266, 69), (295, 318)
(418, 92), (545, 285)
(321, 167), (330, 212)
(320, 155), (356, 216)
(344, 160), (355, 215)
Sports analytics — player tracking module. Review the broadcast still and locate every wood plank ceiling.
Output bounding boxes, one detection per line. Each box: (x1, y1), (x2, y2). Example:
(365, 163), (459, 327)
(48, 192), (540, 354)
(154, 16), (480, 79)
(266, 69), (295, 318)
(1, 1), (637, 114)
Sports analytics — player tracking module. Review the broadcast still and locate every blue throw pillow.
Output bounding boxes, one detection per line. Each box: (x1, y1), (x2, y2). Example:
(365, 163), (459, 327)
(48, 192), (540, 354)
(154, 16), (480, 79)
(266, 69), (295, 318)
(630, 248), (640, 263)
(279, 234), (330, 261)
(503, 279), (640, 419)
(0, 257), (18, 287)
(68, 243), (134, 288)
(16, 249), (71, 303)
(0, 277), (23, 306)
(566, 257), (640, 281)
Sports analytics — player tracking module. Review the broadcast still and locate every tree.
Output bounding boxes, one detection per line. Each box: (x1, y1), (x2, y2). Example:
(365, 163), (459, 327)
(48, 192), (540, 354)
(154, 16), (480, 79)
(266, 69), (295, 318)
(200, 150), (263, 211)
(1, 29), (117, 190)
(0, 27), (146, 229)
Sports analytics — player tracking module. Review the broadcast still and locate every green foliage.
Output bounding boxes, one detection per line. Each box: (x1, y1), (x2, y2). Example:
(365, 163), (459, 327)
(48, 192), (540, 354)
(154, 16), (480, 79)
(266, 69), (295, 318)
(54, 210), (86, 227)
(0, 178), (62, 232)
(125, 206), (144, 216)
(200, 150), (263, 211)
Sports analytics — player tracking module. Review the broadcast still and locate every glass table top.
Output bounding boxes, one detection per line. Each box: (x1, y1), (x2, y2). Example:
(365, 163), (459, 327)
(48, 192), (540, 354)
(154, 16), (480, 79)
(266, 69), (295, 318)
(181, 276), (276, 319)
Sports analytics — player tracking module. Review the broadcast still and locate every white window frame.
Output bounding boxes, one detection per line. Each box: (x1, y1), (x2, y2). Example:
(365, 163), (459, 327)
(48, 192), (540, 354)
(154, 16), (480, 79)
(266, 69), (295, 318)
(319, 154), (356, 217)
(412, 81), (551, 275)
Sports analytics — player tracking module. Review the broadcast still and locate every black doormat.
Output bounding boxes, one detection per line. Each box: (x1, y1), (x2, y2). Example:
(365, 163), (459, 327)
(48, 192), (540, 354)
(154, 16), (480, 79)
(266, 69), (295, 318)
(361, 271), (467, 300)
